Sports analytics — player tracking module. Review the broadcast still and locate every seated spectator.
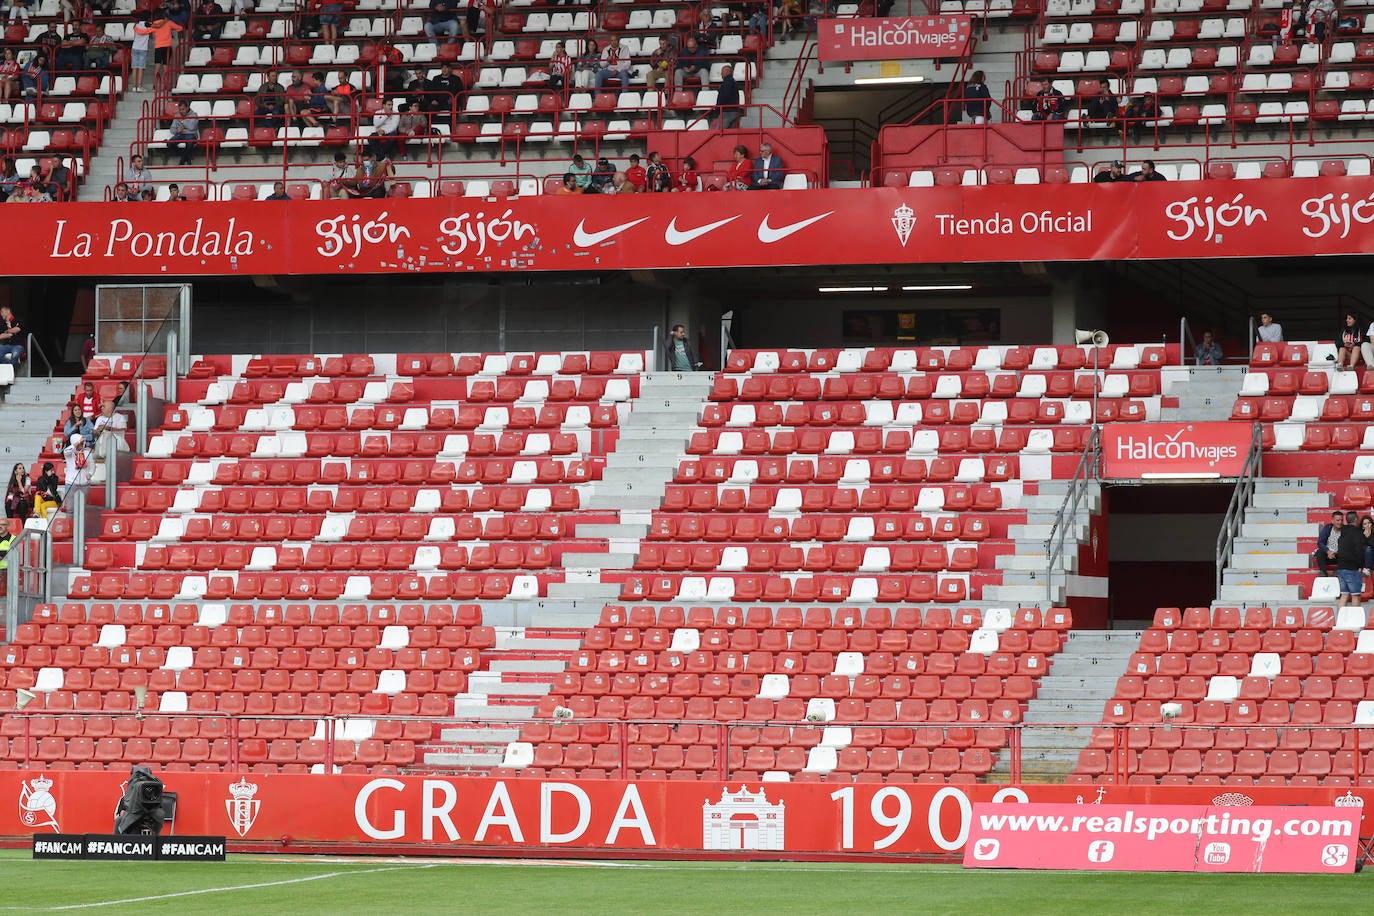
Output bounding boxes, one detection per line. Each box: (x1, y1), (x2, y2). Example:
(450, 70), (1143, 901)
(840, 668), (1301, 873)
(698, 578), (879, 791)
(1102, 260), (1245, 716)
(1194, 329), (1223, 366)
(139, 187), (156, 201)
(92, 399), (128, 458)
(675, 35), (711, 87)
(0, 306), (22, 364)
(1335, 311), (1363, 371)
(675, 155), (701, 192)
(425, 0), (459, 44)
(0, 49), (19, 101)
(1031, 84), (1067, 121)
(1085, 86), (1118, 123)
(1121, 92), (1159, 136)
(647, 36), (674, 90)
(1314, 510), (1343, 576)
(567, 153), (592, 190)
(547, 43), (572, 95)
(55, 31), (87, 72)
(1256, 311), (1283, 343)
(462, 0), (483, 41)
(111, 181), (136, 203)
(264, 180), (291, 200)
(283, 70), (311, 122)
(254, 75), (288, 129)
(623, 153), (647, 191)
(424, 61), (464, 114)
(32, 462), (61, 518)
(345, 149), (392, 198)
(193, 0), (225, 41)
(397, 101), (431, 159)
(725, 144), (751, 190)
(7, 0), (30, 23)
(775, 0), (802, 39)
(85, 24), (118, 69)
(167, 101), (200, 166)
(166, 183), (185, 201)
(1093, 160), (1124, 183)
(26, 165), (59, 201)
(1128, 159), (1165, 182)
(368, 98), (401, 159)
(646, 151), (671, 192)
(751, 142), (784, 189)
(0, 160), (19, 201)
(20, 51), (50, 97)
(47, 157), (72, 200)
(594, 38), (630, 89)
(555, 172), (581, 195)
(327, 70), (355, 116)
(125, 154), (153, 195)
(611, 172), (636, 194)
(588, 155), (615, 193)
(298, 71), (330, 128)
(63, 403), (93, 442)
(573, 38), (599, 90)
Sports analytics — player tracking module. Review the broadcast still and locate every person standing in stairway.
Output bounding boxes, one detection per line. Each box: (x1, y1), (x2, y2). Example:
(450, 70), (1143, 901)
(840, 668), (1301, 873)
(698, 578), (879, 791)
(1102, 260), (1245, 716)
(133, 16), (182, 92)
(662, 324), (703, 372)
(1335, 510), (1365, 608)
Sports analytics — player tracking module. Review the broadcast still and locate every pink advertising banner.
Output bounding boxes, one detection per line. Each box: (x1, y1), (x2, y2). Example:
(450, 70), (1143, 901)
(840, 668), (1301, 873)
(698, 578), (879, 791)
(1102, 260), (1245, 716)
(963, 802), (1362, 873)
(817, 16), (974, 61)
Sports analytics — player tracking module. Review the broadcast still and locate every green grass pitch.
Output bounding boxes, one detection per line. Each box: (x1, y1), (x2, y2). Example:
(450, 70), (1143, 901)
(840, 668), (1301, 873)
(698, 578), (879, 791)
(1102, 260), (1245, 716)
(0, 850), (1366, 914)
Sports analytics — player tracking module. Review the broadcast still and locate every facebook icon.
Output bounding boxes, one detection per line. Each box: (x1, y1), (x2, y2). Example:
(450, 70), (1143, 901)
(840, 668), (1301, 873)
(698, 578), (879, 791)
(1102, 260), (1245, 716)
(1087, 841), (1115, 863)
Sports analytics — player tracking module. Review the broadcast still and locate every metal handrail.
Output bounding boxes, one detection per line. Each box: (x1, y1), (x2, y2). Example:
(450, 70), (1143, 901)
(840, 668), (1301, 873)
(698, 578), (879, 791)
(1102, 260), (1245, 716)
(1179, 316), (1196, 367)
(1042, 427), (1101, 603)
(23, 333), (52, 379)
(1215, 423), (1264, 599)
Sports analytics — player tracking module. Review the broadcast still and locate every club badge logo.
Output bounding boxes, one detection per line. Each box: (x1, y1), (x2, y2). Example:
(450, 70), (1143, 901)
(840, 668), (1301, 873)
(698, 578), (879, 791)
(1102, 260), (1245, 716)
(892, 204), (916, 247)
(19, 775), (59, 832)
(225, 777), (261, 837)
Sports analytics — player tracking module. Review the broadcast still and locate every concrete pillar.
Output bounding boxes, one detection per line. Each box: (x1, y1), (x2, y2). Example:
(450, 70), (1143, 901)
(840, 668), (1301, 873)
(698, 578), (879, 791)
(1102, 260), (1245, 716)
(1049, 266), (1109, 345)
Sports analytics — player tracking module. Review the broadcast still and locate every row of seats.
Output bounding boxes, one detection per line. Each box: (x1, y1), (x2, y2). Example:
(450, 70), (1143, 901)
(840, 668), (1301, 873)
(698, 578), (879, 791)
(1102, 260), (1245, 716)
(26, 601), (486, 627)
(615, 573), (991, 604)
(0, 713), (430, 742)
(722, 345), (1161, 373)
(684, 424), (1121, 456)
(709, 371), (1162, 402)
(67, 571), (555, 601)
(191, 350), (644, 378)
(145, 431), (603, 461)
(1, 735), (416, 767)
(594, 604), (1072, 631)
(108, 483), (587, 514)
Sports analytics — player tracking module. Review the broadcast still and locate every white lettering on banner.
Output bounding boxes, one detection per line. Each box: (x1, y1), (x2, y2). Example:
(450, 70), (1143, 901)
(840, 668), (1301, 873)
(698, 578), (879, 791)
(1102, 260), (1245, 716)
(162, 842), (226, 856)
(439, 210), (536, 258)
(34, 840), (82, 854)
(1163, 194), (1267, 243)
(935, 210), (1093, 237)
(474, 782), (525, 843)
(315, 212), (411, 259)
(1114, 429), (1239, 464)
(605, 785), (656, 846)
(1299, 191), (1374, 240)
(422, 779), (460, 842)
(832, 784), (1029, 851)
(541, 783), (592, 844)
(846, 19), (964, 49)
(50, 218), (255, 259)
(355, 778), (406, 840)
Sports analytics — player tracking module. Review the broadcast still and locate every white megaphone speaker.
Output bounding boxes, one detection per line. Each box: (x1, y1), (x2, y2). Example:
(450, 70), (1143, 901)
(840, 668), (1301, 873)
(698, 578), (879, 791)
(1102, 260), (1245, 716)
(1076, 328), (1110, 347)
(15, 688), (36, 711)
(134, 685), (148, 718)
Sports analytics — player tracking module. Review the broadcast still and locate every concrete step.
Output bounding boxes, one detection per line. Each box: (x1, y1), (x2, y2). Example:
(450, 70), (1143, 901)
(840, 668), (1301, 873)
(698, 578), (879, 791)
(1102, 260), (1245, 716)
(1255, 478), (1320, 493)
(1222, 570), (1292, 586)
(560, 551), (636, 570)
(1228, 553), (1307, 571)
(1216, 583), (1301, 602)
(575, 523), (648, 539)
(1241, 520), (1310, 538)
(438, 726), (520, 743)
(1253, 492), (1327, 509)
(424, 751), (503, 767)
(488, 659), (566, 674)
(464, 675), (551, 697)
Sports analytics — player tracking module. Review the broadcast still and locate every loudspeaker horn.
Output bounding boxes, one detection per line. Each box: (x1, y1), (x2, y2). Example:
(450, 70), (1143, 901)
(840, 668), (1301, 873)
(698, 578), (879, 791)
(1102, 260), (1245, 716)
(1075, 328), (1110, 347)
(15, 688), (36, 711)
(133, 685), (148, 718)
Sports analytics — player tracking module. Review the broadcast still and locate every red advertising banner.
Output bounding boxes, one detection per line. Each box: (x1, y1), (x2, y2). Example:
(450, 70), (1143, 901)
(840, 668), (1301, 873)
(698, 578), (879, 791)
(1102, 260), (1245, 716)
(964, 802), (1362, 873)
(817, 16), (973, 61)
(3, 771), (1366, 858)
(1100, 422), (1253, 479)
(4, 179), (1374, 278)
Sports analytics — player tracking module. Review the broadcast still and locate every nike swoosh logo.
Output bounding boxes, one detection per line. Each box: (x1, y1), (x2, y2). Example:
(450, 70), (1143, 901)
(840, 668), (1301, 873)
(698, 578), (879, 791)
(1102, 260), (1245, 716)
(665, 215), (740, 246)
(758, 211), (834, 243)
(573, 217), (650, 247)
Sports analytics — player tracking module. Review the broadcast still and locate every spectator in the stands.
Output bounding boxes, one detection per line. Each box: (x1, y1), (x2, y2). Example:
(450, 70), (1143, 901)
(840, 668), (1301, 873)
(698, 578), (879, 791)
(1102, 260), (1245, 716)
(193, 0), (226, 41)
(134, 17), (183, 89)
(93, 398), (129, 459)
(663, 324), (703, 371)
(62, 403), (93, 442)
(264, 180), (291, 200)
(1194, 329), (1223, 365)
(424, 61), (464, 114)
(675, 35), (711, 88)
(397, 101), (430, 159)
(647, 36), (674, 90)
(55, 31), (88, 72)
(675, 155), (701, 192)
(129, 17), (151, 92)
(125, 154), (153, 194)
(0, 306), (22, 364)
(166, 0), (193, 32)
(556, 172), (582, 195)
(111, 181), (135, 203)
(34, 23), (62, 57)
(20, 51), (49, 97)
(775, 0), (802, 39)
(714, 63), (741, 129)
(1122, 92), (1159, 138)
(167, 101), (200, 166)
(611, 172), (636, 194)
(48, 156), (72, 200)
(326, 70), (355, 115)
(751, 142), (784, 189)
(594, 38), (630, 89)
(5, 461), (33, 521)
(317, 0), (342, 46)
(1086, 86), (1119, 124)
(623, 153), (647, 191)
(26, 165), (58, 201)
(7, 0), (30, 22)
(0, 50), (19, 101)
(283, 70), (311, 122)
(254, 74), (287, 128)
(1335, 311), (1363, 371)
(1337, 510), (1365, 609)
(1307, 0), (1335, 43)
(295, 71), (330, 128)
(425, 0), (459, 43)
(567, 153), (592, 190)
(86, 24), (118, 69)
(368, 98), (401, 159)
(1129, 159), (1166, 182)
(166, 183), (185, 201)
(0, 160), (19, 201)
(1031, 83), (1068, 121)
(1315, 509), (1343, 576)
(963, 70), (992, 124)
(346, 149), (392, 198)
(462, 0), (484, 42)
(573, 38), (599, 90)
(725, 144), (751, 190)
(139, 187), (155, 201)
(646, 151), (671, 192)
(1256, 312), (1284, 343)
(5, 182), (46, 202)
(1361, 315), (1374, 371)
(1094, 160), (1125, 183)
(547, 42), (572, 95)
(588, 155), (615, 193)
(327, 150), (355, 198)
